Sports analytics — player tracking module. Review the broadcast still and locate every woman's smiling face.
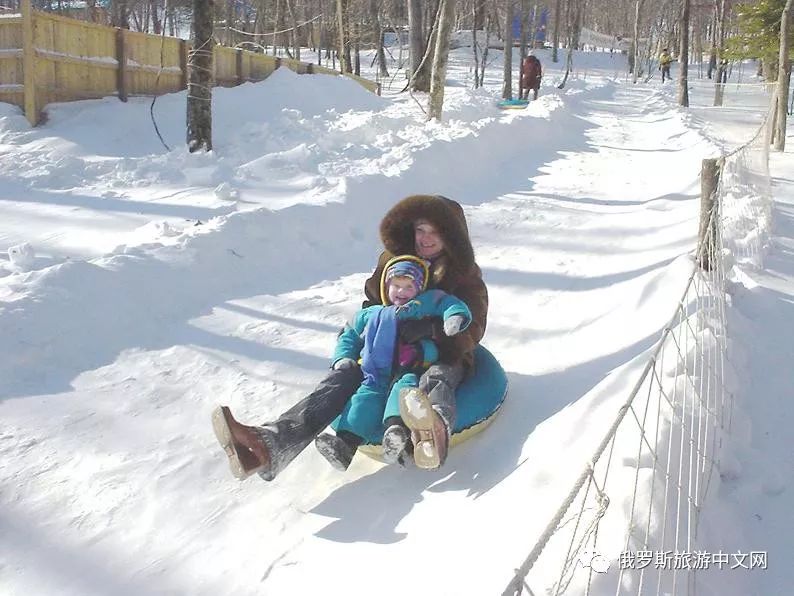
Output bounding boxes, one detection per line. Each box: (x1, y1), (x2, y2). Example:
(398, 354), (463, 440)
(413, 219), (444, 259)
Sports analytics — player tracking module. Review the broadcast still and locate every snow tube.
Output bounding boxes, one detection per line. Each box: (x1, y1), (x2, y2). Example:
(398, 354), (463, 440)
(497, 98), (529, 110)
(358, 344), (508, 460)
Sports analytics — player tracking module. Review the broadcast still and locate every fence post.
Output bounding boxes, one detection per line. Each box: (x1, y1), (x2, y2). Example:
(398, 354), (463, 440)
(698, 158), (720, 270)
(179, 40), (189, 90)
(21, 0), (37, 125)
(235, 48), (243, 85)
(116, 28), (127, 102)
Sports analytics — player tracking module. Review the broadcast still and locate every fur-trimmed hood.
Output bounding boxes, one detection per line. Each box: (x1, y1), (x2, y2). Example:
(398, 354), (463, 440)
(379, 195), (475, 274)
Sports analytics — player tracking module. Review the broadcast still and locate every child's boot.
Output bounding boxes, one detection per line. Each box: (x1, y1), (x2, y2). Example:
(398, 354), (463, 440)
(382, 417), (411, 465)
(314, 431), (362, 471)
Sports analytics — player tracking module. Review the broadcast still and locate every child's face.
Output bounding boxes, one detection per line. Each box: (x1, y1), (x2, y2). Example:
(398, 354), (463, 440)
(388, 276), (418, 306)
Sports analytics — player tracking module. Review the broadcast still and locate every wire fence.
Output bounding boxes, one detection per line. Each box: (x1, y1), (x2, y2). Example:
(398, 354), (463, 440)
(503, 88), (773, 596)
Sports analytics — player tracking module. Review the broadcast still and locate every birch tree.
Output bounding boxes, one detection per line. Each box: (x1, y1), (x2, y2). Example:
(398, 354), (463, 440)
(428, 0), (456, 120)
(336, 0), (350, 73)
(678, 0), (690, 107)
(632, 0), (645, 83)
(774, 0), (794, 150)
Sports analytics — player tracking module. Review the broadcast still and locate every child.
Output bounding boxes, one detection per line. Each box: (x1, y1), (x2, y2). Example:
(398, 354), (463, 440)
(314, 255), (472, 470)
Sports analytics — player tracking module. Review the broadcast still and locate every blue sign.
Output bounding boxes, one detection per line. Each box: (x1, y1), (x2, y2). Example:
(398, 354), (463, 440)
(511, 6), (550, 44)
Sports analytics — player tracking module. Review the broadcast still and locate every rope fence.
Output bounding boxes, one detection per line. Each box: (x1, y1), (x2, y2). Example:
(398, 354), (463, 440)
(503, 90), (773, 596)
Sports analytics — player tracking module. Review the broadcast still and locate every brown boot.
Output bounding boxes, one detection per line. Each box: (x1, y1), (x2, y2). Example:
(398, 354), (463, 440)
(211, 406), (272, 480)
(398, 387), (449, 470)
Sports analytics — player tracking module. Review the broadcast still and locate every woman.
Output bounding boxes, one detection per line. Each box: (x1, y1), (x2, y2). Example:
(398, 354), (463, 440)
(212, 195), (488, 480)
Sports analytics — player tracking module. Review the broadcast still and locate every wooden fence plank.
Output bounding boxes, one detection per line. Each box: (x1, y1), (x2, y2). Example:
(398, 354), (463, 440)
(116, 27), (126, 101)
(21, 0), (37, 124)
(2, 10), (379, 124)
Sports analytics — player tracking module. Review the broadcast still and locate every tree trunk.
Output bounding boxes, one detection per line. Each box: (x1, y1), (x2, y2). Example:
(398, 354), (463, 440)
(428, 0), (456, 120)
(408, 0), (425, 81)
(272, 0), (280, 55)
(480, 10), (493, 86)
(774, 0), (794, 150)
(354, 26), (361, 76)
(285, 0), (300, 61)
(474, 0), (485, 30)
(713, 0), (728, 105)
(632, 0), (644, 83)
(336, 0), (350, 72)
(552, 0), (560, 63)
(503, 0), (514, 99)
(519, 0), (528, 61)
(187, 0), (214, 152)
(370, 0), (388, 77)
(414, 2), (440, 92)
(678, 0), (690, 107)
(472, 2), (480, 88)
(112, 0), (129, 28)
(150, 0), (162, 34)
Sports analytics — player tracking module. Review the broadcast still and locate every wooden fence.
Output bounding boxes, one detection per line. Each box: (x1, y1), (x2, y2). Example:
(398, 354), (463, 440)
(0, 1), (379, 126)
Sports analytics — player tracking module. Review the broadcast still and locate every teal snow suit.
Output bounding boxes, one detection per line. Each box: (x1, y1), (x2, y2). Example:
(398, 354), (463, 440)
(331, 289), (471, 444)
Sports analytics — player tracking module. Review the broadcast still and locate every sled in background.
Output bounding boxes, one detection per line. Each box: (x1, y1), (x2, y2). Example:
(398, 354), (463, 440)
(497, 98), (530, 110)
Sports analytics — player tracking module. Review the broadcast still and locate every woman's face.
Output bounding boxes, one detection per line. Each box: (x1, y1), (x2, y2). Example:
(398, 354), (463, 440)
(414, 219), (444, 259)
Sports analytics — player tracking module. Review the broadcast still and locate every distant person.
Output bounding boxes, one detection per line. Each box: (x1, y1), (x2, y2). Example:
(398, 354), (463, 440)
(659, 48), (672, 82)
(520, 54), (543, 100)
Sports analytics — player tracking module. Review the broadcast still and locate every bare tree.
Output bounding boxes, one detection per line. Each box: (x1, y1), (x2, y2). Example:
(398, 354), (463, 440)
(408, 0), (425, 84)
(552, 0), (561, 63)
(519, 0), (529, 61)
(678, 0), (690, 107)
(503, 0), (514, 99)
(774, 0), (794, 150)
(413, 1), (440, 91)
(187, 0), (214, 152)
(336, 0), (350, 72)
(632, 0), (645, 83)
(285, 0), (300, 60)
(370, 0), (389, 76)
(428, 0), (456, 120)
(713, 0), (728, 105)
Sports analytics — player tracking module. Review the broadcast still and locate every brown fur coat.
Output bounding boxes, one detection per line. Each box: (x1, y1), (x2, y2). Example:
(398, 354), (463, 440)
(363, 195), (488, 372)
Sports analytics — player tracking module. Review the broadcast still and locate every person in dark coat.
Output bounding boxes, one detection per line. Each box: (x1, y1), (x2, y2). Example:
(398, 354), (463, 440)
(211, 195), (488, 479)
(520, 54), (543, 100)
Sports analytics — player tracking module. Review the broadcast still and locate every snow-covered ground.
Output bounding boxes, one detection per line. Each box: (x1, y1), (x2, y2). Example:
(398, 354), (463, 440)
(1, 47), (790, 595)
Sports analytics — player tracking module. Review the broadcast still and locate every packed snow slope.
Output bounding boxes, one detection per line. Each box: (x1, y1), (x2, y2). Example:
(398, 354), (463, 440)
(1, 48), (788, 595)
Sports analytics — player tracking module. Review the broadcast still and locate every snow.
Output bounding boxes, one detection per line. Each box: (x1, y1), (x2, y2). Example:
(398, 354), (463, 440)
(1, 46), (792, 596)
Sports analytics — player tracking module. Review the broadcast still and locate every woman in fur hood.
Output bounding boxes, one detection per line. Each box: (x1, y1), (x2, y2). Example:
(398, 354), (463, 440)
(211, 195), (489, 478)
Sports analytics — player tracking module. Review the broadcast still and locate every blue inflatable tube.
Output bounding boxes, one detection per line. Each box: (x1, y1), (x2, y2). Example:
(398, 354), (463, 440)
(359, 345), (508, 459)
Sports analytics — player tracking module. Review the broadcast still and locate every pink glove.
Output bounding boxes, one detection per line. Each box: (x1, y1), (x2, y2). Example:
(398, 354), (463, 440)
(397, 343), (419, 367)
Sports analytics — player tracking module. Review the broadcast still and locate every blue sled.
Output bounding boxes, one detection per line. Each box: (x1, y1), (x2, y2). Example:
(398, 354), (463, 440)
(358, 345), (508, 458)
(497, 98), (530, 110)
